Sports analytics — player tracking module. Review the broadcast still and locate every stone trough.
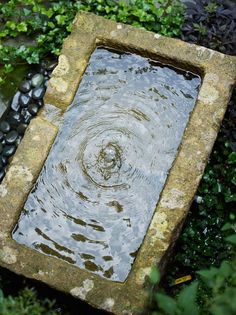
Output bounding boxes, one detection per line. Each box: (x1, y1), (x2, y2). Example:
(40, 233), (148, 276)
(0, 12), (236, 315)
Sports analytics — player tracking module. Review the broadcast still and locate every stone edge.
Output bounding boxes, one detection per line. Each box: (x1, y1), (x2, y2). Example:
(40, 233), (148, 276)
(0, 11), (235, 315)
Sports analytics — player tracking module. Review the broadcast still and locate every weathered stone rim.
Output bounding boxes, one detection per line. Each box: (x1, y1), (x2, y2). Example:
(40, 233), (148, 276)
(0, 11), (235, 315)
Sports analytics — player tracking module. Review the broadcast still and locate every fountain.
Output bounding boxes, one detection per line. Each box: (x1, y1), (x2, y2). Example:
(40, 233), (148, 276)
(0, 12), (235, 315)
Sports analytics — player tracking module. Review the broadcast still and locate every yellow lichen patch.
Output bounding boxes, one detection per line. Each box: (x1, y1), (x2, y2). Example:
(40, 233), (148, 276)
(135, 267), (152, 285)
(101, 298), (115, 312)
(149, 212), (168, 240)
(70, 279), (94, 300)
(198, 83), (219, 104)
(49, 77), (68, 94)
(0, 246), (18, 264)
(6, 165), (33, 183)
(52, 54), (70, 77)
(160, 188), (185, 209)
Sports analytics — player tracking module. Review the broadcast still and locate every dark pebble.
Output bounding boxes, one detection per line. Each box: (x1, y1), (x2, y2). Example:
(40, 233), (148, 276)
(7, 111), (21, 126)
(39, 68), (48, 77)
(0, 169), (5, 181)
(10, 91), (20, 112)
(26, 71), (34, 80)
(0, 143), (2, 154)
(0, 131), (4, 141)
(17, 123), (28, 135)
(19, 93), (31, 108)
(0, 159), (3, 170)
(37, 99), (44, 107)
(28, 103), (39, 116)
(21, 109), (32, 124)
(32, 87), (46, 100)
(19, 80), (31, 93)
(31, 74), (44, 88)
(0, 121), (10, 133)
(6, 130), (18, 144)
(26, 89), (33, 98)
(3, 145), (16, 157)
(0, 155), (8, 166)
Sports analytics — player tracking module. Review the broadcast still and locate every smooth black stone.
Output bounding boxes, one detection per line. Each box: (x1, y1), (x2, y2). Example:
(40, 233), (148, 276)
(6, 130), (18, 144)
(21, 109), (32, 124)
(39, 68), (48, 76)
(10, 91), (20, 111)
(19, 80), (31, 93)
(31, 74), (44, 88)
(28, 103), (39, 116)
(3, 145), (16, 157)
(0, 143), (2, 154)
(32, 87), (46, 100)
(17, 123), (28, 135)
(7, 111), (21, 126)
(26, 71), (34, 79)
(26, 89), (33, 98)
(37, 99), (44, 107)
(0, 169), (5, 181)
(0, 131), (4, 142)
(0, 155), (8, 166)
(0, 121), (10, 133)
(0, 160), (3, 170)
(19, 93), (31, 108)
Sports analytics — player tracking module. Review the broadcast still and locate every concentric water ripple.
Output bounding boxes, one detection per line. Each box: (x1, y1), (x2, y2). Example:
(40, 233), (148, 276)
(13, 47), (201, 281)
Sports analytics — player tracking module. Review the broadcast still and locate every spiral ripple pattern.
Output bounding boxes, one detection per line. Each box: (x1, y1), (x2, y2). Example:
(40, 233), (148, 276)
(13, 47), (201, 281)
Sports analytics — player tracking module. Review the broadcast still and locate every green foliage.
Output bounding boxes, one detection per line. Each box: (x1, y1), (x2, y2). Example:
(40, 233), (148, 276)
(0, 0), (185, 83)
(0, 288), (57, 315)
(153, 282), (199, 315)
(164, 133), (236, 277)
(150, 230), (236, 315)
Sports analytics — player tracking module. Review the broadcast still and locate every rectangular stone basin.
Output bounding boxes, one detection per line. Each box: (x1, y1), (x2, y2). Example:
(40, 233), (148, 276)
(0, 12), (235, 315)
(12, 47), (200, 282)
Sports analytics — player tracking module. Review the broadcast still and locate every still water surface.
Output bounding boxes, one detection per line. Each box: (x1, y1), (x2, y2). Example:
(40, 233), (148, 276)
(13, 47), (200, 281)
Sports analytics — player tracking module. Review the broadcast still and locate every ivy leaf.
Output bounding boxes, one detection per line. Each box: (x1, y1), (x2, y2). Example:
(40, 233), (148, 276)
(55, 14), (66, 25)
(6, 20), (16, 30)
(17, 22), (28, 32)
(225, 234), (236, 245)
(155, 293), (177, 315)
(177, 282), (199, 315)
(23, 8), (31, 16)
(228, 152), (236, 164)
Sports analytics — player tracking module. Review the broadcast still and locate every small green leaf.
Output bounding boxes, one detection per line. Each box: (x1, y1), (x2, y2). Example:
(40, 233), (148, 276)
(17, 22), (28, 32)
(155, 293), (177, 315)
(177, 282), (199, 315)
(225, 234), (236, 245)
(149, 266), (161, 285)
(6, 20), (16, 30)
(219, 261), (232, 277)
(228, 152), (236, 164)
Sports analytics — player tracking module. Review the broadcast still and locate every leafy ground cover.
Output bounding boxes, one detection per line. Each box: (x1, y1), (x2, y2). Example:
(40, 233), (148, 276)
(0, 0), (235, 314)
(0, 0), (185, 84)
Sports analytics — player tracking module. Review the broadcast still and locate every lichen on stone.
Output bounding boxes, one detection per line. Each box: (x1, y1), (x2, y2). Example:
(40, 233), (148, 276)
(70, 279), (94, 300)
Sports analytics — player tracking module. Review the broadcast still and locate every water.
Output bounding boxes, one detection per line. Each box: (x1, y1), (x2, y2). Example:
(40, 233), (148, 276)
(13, 47), (201, 282)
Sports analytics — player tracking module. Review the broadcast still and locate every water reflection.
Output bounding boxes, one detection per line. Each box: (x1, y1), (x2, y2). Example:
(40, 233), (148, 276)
(13, 47), (200, 281)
